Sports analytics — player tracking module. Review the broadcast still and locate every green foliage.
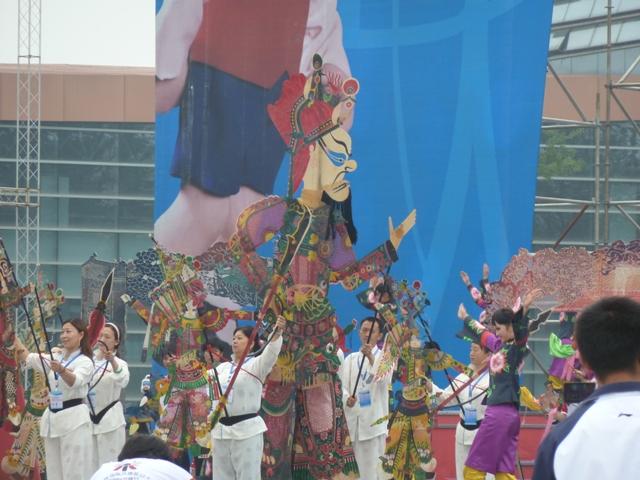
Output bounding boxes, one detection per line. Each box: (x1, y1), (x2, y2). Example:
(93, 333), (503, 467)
(538, 129), (587, 179)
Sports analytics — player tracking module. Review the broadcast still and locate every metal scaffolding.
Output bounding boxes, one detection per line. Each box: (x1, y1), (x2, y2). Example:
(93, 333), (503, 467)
(0, 0), (43, 330)
(14, 0), (42, 288)
(537, 0), (640, 249)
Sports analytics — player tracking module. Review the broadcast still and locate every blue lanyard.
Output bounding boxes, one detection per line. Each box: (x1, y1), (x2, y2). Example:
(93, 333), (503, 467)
(468, 371), (487, 397)
(54, 352), (82, 381)
(91, 360), (109, 381)
(359, 349), (377, 383)
(227, 363), (236, 384)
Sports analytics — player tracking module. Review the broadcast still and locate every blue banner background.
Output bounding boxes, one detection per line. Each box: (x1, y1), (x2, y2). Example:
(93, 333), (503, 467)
(155, 0), (553, 364)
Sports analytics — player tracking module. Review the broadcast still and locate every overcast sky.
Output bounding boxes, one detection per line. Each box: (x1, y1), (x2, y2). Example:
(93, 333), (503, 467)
(0, 0), (154, 67)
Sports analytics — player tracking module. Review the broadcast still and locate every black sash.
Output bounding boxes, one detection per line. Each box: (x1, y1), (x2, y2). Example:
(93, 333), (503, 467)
(460, 418), (482, 431)
(50, 398), (83, 413)
(90, 400), (119, 424)
(218, 413), (258, 427)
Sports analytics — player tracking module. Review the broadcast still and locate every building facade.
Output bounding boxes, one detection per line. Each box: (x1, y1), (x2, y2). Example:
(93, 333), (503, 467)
(0, 65), (154, 402)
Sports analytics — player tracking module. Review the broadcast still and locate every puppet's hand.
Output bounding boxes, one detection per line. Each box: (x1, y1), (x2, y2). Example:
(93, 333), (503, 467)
(457, 303), (468, 321)
(389, 209), (417, 250)
(459, 271), (471, 287)
(482, 263), (490, 281)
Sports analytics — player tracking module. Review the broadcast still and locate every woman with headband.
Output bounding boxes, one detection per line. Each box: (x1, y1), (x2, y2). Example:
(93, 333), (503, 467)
(14, 318), (95, 480)
(88, 322), (130, 471)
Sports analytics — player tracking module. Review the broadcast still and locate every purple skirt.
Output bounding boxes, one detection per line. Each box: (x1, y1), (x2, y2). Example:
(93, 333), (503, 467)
(465, 404), (520, 474)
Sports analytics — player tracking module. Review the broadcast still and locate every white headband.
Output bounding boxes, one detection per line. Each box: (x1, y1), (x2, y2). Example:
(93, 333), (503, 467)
(105, 322), (120, 342)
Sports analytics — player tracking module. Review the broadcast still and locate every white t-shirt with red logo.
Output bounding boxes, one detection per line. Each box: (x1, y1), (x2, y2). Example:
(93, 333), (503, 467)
(90, 458), (191, 480)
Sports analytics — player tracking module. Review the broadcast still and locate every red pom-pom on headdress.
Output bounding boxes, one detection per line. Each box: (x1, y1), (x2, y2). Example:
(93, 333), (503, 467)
(267, 55), (359, 194)
(267, 74), (334, 192)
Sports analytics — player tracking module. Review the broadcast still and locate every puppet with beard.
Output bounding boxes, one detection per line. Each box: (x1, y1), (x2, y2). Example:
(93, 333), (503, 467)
(207, 56), (416, 479)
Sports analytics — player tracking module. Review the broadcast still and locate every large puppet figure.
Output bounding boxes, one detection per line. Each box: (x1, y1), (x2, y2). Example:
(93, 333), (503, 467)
(205, 59), (416, 478)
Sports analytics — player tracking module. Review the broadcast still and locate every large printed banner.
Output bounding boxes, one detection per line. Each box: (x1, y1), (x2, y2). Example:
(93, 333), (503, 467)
(155, 0), (553, 361)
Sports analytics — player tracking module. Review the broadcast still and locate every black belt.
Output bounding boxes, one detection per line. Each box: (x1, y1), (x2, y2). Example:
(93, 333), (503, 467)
(460, 418), (482, 431)
(50, 398), (83, 413)
(218, 413), (258, 427)
(90, 400), (119, 425)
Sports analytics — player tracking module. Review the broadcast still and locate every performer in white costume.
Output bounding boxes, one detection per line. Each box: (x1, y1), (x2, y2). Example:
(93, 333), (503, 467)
(15, 318), (95, 480)
(209, 316), (285, 480)
(433, 342), (492, 480)
(340, 317), (391, 480)
(89, 323), (130, 471)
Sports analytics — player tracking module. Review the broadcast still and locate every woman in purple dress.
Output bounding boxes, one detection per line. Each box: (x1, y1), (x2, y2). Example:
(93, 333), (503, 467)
(456, 289), (542, 480)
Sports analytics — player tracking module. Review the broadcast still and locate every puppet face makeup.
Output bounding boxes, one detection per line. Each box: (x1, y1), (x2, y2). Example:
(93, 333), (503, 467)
(305, 128), (357, 202)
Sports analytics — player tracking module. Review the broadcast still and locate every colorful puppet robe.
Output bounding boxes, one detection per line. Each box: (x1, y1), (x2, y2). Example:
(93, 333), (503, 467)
(222, 196), (397, 479)
(356, 276), (468, 480)
(128, 250), (250, 452)
(0, 246), (31, 429)
(1, 370), (48, 477)
(1, 276), (63, 479)
(379, 328), (469, 480)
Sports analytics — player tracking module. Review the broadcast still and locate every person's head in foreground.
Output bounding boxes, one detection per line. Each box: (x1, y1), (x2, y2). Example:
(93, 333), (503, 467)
(532, 297), (640, 480)
(90, 435), (191, 480)
(117, 434), (172, 462)
(575, 296), (640, 385)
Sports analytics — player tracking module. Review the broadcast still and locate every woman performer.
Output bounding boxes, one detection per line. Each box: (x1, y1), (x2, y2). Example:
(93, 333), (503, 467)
(456, 289), (542, 480)
(14, 318), (95, 480)
(89, 323), (130, 471)
(210, 316), (285, 480)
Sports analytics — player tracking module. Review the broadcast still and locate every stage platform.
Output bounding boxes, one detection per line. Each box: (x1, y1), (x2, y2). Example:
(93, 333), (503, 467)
(0, 411), (547, 479)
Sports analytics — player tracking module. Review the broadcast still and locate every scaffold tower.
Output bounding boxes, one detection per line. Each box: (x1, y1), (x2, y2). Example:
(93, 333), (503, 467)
(0, 0), (42, 327)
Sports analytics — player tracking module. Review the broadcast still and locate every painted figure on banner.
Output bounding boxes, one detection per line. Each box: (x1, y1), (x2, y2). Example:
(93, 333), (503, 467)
(155, 0), (352, 256)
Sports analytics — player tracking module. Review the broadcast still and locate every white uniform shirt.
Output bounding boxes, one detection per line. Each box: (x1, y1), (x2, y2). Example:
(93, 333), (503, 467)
(90, 458), (191, 480)
(26, 349), (93, 438)
(340, 346), (391, 442)
(435, 369), (490, 446)
(210, 335), (283, 440)
(534, 382), (640, 480)
(89, 355), (130, 435)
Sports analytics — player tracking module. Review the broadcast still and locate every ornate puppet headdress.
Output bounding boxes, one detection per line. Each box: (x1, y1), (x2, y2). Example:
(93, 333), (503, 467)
(268, 54), (359, 196)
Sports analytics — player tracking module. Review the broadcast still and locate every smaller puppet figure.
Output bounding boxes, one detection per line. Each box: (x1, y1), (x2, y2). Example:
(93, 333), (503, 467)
(0, 243), (33, 430)
(1, 278), (63, 479)
(124, 248), (251, 454)
(357, 275), (468, 480)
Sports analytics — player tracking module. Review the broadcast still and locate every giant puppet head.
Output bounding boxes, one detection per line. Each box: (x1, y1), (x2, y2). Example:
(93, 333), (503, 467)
(268, 54), (359, 202)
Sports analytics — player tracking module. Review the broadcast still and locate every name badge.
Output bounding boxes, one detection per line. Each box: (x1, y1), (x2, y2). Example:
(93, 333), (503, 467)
(358, 390), (372, 408)
(50, 389), (63, 410)
(463, 406), (478, 426)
